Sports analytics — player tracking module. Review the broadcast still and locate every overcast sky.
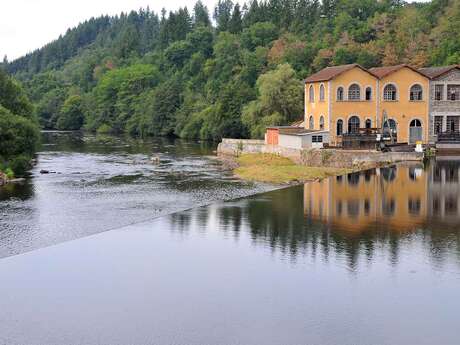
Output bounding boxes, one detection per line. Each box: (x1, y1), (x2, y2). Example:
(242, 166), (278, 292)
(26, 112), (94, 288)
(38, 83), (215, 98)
(1, 0), (425, 61)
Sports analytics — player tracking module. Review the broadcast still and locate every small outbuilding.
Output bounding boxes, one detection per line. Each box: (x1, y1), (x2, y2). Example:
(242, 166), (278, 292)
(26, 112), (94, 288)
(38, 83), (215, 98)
(265, 126), (330, 149)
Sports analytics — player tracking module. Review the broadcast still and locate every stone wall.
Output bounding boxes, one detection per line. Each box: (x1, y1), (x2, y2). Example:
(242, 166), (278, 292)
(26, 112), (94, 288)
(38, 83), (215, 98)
(217, 139), (423, 169)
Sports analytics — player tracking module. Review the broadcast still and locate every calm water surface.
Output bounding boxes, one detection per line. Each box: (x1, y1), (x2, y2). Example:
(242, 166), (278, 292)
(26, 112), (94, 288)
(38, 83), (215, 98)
(0, 156), (459, 344)
(0, 132), (274, 258)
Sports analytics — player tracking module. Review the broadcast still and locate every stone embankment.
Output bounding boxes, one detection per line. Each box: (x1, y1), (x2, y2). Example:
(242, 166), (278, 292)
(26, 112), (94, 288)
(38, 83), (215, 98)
(217, 138), (423, 169)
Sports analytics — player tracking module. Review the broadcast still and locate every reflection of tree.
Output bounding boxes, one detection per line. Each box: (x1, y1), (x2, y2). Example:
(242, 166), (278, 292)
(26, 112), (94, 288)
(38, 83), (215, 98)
(0, 180), (34, 201)
(169, 211), (192, 234)
(217, 206), (243, 238)
(162, 161), (460, 272)
(238, 176), (460, 271)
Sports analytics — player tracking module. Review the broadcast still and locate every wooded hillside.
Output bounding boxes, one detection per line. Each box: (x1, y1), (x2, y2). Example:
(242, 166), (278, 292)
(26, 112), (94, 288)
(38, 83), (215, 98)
(2, 0), (459, 140)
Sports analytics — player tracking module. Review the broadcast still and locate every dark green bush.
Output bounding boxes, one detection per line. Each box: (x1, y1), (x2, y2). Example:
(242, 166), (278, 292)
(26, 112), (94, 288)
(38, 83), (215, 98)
(9, 155), (32, 177)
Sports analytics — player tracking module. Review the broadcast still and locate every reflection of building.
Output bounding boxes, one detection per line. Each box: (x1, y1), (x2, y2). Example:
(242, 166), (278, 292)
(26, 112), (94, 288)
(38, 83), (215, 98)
(304, 164), (430, 231)
(427, 159), (460, 220)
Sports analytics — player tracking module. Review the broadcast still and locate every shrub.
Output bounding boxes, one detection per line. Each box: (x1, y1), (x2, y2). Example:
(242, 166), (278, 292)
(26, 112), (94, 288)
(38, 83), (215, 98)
(9, 155), (32, 177)
(5, 168), (15, 179)
(97, 124), (113, 134)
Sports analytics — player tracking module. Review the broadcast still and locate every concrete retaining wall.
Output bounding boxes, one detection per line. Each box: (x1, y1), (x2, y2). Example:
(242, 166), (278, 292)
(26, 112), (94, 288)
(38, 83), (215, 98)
(217, 138), (423, 169)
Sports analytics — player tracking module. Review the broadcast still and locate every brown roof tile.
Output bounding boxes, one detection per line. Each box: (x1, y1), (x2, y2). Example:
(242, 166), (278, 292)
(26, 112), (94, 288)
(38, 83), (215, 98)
(304, 64), (375, 83)
(419, 65), (460, 79)
(369, 64), (429, 79)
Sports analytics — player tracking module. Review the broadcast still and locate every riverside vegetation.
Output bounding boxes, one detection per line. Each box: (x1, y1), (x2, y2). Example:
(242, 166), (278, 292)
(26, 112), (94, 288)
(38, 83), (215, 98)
(1, 0), (460, 143)
(0, 69), (39, 181)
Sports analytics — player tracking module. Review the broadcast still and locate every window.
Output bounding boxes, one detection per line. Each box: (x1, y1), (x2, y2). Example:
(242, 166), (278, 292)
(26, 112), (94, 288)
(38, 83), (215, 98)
(348, 84), (360, 100)
(410, 84), (423, 101)
(365, 87), (372, 101)
(309, 85), (314, 102)
(410, 119), (422, 127)
(337, 119), (343, 135)
(312, 135), (323, 143)
(319, 84), (325, 101)
(365, 119), (372, 129)
(383, 119), (397, 135)
(309, 115), (314, 129)
(348, 116), (360, 134)
(435, 85), (443, 100)
(384, 84), (397, 101)
(337, 87), (344, 101)
(434, 116), (443, 135)
(319, 116), (325, 130)
(447, 85), (460, 101)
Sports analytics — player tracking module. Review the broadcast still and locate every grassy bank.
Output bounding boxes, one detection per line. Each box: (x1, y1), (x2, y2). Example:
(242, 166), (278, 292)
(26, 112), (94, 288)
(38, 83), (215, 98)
(234, 154), (351, 184)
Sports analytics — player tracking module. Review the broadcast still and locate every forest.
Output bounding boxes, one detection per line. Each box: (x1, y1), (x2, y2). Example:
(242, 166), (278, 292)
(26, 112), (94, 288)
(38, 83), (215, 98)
(1, 0), (459, 143)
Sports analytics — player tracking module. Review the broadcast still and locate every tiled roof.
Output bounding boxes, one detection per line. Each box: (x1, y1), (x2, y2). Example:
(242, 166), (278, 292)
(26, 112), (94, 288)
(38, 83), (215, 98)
(369, 64), (407, 78)
(419, 65), (460, 79)
(369, 64), (429, 78)
(305, 63), (456, 83)
(304, 64), (374, 83)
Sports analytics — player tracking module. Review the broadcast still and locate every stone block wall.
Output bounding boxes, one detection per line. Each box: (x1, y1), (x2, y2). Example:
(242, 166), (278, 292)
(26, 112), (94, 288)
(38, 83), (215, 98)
(217, 139), (423, 169)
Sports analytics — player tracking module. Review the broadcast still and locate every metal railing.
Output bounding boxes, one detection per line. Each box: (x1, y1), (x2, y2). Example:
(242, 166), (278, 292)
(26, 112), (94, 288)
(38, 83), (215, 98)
(437, 131), (460, 142)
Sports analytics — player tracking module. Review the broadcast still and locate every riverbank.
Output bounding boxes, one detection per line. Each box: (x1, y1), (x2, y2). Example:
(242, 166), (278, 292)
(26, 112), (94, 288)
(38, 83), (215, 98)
(218, 139), (424, 169)
(229, 153), (351, 184)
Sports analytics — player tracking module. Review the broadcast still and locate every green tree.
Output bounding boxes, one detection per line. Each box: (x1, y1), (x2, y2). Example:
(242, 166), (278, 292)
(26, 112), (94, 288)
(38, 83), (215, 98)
(242, 64), (303, 138)
(57, 95), (85, 130)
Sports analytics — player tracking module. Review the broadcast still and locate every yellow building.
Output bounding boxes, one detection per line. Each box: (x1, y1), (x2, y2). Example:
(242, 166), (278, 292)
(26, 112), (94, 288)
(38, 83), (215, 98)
(305, 64), (430, 144)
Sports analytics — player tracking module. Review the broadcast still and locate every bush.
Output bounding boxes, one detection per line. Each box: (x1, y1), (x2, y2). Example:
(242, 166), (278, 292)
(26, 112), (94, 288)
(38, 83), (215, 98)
(5, 168), (15, 179)
(9, 155), (32, 177)
(0, 105), (40, 159)
(97, 124), (113, 134)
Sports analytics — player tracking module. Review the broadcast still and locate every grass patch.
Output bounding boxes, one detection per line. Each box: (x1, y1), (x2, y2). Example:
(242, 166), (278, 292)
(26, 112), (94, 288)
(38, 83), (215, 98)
(234, 153), (351, 184)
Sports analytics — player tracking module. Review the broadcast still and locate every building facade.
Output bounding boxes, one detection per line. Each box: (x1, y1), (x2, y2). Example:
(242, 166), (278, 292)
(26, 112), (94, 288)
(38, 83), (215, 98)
(419, 66), (460, 142)
(305, 63), (459, 145)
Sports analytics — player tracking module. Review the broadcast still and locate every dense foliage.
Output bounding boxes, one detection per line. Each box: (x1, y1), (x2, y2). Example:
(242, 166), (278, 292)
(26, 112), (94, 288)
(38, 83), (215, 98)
(2, 0), (459, 140)
(0, 69), (39, 176)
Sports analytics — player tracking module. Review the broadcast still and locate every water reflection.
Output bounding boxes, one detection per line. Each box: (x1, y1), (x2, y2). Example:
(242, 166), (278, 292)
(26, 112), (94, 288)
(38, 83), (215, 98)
(171, 159), (460, 270)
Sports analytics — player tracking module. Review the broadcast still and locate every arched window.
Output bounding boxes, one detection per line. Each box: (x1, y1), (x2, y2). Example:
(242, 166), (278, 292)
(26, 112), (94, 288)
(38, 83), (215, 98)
(384, 84), (397, 101)
(384, 119), (397, 136)
(410, 119), (422, 127)
(365, 87), (372, 101)
(337, 87), (344, 101)
(337, 119), (343, 136)
(348, 116), (360, 134)
(410, 84), (423, 101)
(319, 116), (325, 130)
(365, 119), (372, 129)
(319, 84), (325, 101)
(309, 85), (315, 102)
(309, 115), (314, 129)
(348, 84), (361, 100)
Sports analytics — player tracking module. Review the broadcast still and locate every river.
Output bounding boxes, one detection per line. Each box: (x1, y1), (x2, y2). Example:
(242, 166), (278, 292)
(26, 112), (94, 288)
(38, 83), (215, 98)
(0, 132), (274, 258)
(1, 133), (460, 344)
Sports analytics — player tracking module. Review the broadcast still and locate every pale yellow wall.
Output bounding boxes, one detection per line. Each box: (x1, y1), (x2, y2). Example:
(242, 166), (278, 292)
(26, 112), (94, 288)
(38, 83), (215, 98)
(331, 68), (378, 143)
(304, 66), (430, 144)
(305, 81), (329, 131)
(378, 67), (430, 143)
